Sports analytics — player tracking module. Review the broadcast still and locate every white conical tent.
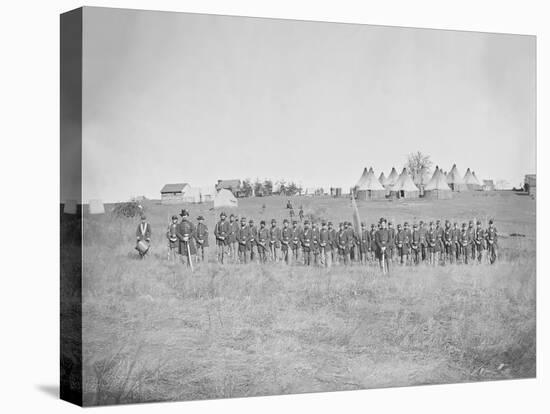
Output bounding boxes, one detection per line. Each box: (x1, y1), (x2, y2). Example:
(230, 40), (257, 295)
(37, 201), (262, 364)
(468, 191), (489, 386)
(385, 167), (399, 189)
(213, 189), (238, 208)
(464, 168), (481, 190)
(446, 164), (468, 192)
(356, 168), (386, 200)
(378, 172), (386, 186)
(355, 167), (370, 188)
(394, 168), (420, 198)
(424, 167), (452, 199)
(89, 199), (105, 214)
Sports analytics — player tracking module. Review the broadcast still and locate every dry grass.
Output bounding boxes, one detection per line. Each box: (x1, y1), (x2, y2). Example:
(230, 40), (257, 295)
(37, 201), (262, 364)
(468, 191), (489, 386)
(78, 192), (536, 405)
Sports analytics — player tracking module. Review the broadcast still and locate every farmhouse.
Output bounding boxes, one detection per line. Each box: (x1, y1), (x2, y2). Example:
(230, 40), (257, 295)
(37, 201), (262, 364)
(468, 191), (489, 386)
(482, 180), (495, 191)
(160, 183), (190, 204)
(216, 179), (241, 196)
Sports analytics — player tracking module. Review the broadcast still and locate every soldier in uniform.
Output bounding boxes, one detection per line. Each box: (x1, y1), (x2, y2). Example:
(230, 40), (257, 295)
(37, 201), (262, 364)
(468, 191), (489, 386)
(328, 222), (337, 264)
(248, 219), (258, 263)
(426, 221), (437, 265)
(467, 221), (476, 262)
(435, 220), (445, 264)
(403, 222), (412, 265)
(459, 222), (471, 264)
(443, 220), (453, 264)
(166, 215), (179, 262)
(452, 222), (461, 262)
(311, 221), (321, 265)
(369, 224), (377, 262)
(291, 220), (302, 262)
(358, 222), (369, 265)
(177, 209), (196, 267)
(338, 222), (351, 265)
(418, 220), (427, 262)
(473, 220), (486, 263)
(485, 219), (498, 264)
(195, 216), (209, 263)
(228, 214), (239, 263)
(214, 212), (230, 264)
(136, 214), (152, 259)
(411, 223), (421, 265)
(395, 223), (405, 264)
(375, 218), (391, 273)
(236, 217), (251, 264)
(387, 221), (396, 263)
(319, 221), (332, 268)
(301, 220), (313, 265)
(269, 219), (282, 262)
(280, 219), (293, 264)
(256, 220), (270, 264)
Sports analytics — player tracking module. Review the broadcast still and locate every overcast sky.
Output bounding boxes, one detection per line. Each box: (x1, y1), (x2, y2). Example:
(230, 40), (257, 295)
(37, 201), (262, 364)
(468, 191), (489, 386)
(78, 7), (535, 203)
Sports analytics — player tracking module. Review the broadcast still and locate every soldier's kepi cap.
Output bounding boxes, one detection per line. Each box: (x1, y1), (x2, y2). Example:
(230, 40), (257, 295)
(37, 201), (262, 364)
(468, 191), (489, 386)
(249, 219), (254, 224)
(241, 217), (246, 222)
(304, 220), (310, 224)
(283, 218), (289, 223)
(197, 215), (204, 220)
(171, 215), (178, 220)
(260, 220), (266, 225)
(220, 212), (226, 217)
(141, 214), (147, 220)
(271, 219), (276, 223)
(292, 220), (298, 224)
(477, 220), (482, 225)
(179, 209), (189, 217)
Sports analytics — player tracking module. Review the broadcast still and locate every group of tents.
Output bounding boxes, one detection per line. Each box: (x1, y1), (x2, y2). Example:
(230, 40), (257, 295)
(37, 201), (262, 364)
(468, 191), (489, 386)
(354, 164), (484, 200)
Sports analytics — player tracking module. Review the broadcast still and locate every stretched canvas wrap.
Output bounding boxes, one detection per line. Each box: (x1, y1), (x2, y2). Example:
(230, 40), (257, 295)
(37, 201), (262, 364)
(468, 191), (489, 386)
(60, 6), (536, 407)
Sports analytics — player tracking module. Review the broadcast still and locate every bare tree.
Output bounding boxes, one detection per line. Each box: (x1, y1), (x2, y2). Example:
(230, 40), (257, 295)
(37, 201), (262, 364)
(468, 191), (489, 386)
(405, 151), (432, 182)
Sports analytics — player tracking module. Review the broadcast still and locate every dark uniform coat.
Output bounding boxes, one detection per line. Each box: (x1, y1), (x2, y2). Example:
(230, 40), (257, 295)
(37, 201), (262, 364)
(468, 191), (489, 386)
(291, 226), (302, 251)
(319, 228), (332, 251)
(301, 228), (313, 252)
(177, 219), (196, 255)
(195, 222), (209, 247)
(257, 227), (270, 252)
(281, 227), (293, 251)
(236, 225), (251, 252)
(214, 220), (230, 246)
(269, 226), (282, 249)
(375, 228), (390, 256)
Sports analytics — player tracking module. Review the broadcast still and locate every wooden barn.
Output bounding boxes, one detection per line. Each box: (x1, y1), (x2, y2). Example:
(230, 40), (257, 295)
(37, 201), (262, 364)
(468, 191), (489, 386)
(160, 183), (190, 204)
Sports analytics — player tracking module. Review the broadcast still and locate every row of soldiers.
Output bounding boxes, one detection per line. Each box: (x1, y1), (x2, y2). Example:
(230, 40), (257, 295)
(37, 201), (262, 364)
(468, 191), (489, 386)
(149, 209), (498, 269)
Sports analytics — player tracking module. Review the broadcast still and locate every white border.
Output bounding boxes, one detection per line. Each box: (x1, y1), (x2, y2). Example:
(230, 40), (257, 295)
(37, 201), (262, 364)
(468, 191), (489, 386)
(0, 1), (545, 413)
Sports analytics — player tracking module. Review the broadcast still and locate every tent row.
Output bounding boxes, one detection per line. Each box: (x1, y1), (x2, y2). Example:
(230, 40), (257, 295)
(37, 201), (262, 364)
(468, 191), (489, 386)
(354, 164), (487, 200)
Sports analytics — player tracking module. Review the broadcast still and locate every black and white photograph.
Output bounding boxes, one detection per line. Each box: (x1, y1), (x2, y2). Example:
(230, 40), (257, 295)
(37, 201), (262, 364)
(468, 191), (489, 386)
(58, 6), (538, 407)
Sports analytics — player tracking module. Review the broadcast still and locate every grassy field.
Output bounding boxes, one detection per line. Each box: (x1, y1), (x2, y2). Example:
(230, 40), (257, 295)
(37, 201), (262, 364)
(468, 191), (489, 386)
(77, 191), (536, 405)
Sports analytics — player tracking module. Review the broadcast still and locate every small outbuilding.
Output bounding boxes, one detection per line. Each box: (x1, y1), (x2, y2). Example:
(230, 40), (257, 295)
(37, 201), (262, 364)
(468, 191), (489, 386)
(524, 174), (536, 198)
(482, 180), (495, 191)
(160, 183), (191, 204)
